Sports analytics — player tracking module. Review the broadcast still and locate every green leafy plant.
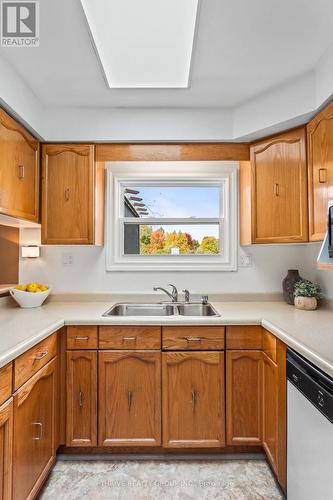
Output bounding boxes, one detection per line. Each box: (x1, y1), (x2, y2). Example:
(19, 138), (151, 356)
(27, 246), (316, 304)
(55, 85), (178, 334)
(294, 280), (321, 298)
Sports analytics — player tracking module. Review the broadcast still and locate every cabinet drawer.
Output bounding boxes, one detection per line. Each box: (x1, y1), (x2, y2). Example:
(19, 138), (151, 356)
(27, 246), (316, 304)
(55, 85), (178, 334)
(226, 326), (262, 350)
(99, 326), (161, 350)
(14, 333), (57, 390)
(0, 362), (12, 405)
(67, 326), (98, 349)
(162, 326), (225, 350)
(262, 329), (277, 363)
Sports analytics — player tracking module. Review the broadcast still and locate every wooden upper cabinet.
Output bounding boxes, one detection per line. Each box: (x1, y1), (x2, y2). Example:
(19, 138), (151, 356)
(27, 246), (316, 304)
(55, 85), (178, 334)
(307, 101), (333, 241)
(0, 108), (39, 222)
(226, 350), (262, 446)
(162, 352), (225, 448)
(241, 127), (308, 244)
(98, 351), (161, 447)
(41, 144), (104, 244)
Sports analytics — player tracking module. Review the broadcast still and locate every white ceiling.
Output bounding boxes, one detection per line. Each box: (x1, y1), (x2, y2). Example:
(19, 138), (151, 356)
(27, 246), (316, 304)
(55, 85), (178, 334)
(1, 0), (333, 109)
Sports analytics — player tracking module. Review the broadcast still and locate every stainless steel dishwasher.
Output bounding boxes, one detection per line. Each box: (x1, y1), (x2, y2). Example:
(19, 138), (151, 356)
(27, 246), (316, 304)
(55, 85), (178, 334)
(287, 348), (333, 500)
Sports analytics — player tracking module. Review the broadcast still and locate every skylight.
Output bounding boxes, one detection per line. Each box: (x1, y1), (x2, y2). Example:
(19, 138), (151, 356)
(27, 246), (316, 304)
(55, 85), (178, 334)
(80, 0), (199, 88)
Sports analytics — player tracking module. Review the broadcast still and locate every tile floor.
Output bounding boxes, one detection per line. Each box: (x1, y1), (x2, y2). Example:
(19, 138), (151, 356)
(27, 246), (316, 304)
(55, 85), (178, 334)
(40, 458), (283, 499)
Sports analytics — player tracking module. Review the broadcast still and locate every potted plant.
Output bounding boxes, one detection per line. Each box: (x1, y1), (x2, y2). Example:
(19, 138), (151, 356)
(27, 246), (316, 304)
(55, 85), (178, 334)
(294, 280), (321, 310)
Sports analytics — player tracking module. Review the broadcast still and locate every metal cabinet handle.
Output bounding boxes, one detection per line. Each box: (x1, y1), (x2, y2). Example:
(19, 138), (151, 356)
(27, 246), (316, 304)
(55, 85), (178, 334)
(191, 389), (197, 411)
(184, 336), (202, 342)
(128, 390), (133, 411)
(65, 188), (70, 201)
(75, 336), (89, 341)
(32, 422), (43, 440)
(18, 165), (25, 179)
(122, 337), (137, 341)
(274, 183), (279, 196)
(34, 351), (48, 361)
(79, 390), (84, 408)
(319, 168), (327, 183)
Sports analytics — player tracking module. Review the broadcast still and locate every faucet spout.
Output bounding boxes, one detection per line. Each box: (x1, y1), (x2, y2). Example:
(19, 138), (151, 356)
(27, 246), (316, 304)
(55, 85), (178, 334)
(153, 284), (178, 302)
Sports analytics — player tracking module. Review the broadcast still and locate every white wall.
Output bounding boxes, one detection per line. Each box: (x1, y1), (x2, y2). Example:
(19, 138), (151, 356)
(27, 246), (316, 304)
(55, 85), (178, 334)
(19, 231), (312, 295)
(0, 57), (44, 137)
(305, 243), (333, 299)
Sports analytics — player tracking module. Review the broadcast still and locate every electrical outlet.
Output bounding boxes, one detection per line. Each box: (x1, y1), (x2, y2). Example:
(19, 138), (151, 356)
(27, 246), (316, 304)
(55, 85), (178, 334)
(239, 253), (253, 267)
(62, 253), (73, 267)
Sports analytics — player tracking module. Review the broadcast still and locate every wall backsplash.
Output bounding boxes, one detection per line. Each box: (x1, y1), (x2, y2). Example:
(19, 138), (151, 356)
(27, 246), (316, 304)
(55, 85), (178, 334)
(19, 227), (325, 297)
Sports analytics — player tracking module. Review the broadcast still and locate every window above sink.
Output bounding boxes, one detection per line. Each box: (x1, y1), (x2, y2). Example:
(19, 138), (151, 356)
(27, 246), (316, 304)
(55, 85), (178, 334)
(106, 161), (238, 271)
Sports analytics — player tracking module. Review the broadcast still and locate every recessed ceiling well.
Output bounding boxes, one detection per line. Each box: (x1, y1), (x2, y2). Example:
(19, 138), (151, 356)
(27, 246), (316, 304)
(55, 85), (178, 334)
(80, 0), (199, 88)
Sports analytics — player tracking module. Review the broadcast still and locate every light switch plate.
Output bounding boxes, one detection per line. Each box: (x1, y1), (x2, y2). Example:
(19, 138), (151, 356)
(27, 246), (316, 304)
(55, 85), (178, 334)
(62, 253), (73, 267)
(239, 253), (253, 267)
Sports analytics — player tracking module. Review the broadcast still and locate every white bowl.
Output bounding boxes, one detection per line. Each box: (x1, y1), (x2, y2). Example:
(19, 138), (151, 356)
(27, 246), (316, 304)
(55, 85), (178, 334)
(9, 287), (51, 308)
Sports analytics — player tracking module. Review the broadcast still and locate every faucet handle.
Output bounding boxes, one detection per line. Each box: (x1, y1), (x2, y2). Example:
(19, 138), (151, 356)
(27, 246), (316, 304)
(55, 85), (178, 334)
(182, 289), (190, 303)
(168, 284), (178, 301)
(201, 295), (208, 305)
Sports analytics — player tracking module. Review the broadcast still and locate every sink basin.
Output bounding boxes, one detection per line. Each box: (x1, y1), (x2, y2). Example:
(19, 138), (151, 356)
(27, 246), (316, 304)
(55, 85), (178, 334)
(177, 303), (220, 317)
(103, 303), (175, 317)
(103, 302), (220, 317)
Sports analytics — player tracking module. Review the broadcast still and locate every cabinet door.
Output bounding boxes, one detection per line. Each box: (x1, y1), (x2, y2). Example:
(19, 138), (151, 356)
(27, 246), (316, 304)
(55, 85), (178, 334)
(41, 144), (95, 244)
(162, 352), (225, 448)
(226, 351), (262, 445)
(251, 127), (308, 243)
(99, 351), (161, 447)
(263, 353), (278, 473)
(66, 351), (97, 446)
(13, 358), (56, 500)
(0, 108), (39, 222)
(0, 398), (13, 500)
(307, 101), (333, 240)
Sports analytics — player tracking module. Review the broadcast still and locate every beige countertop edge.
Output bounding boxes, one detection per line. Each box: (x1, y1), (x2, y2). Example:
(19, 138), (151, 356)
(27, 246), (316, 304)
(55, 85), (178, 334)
(0, 301), (332, 378)
(0, 319), (64, 368)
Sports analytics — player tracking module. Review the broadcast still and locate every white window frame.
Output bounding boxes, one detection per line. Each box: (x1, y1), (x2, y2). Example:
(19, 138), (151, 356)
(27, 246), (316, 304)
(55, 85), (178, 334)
(105, 161), (238, 271)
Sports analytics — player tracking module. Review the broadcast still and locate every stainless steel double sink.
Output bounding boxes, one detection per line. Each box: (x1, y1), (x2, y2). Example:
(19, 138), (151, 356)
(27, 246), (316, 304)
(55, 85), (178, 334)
(103, 302), (220, 317)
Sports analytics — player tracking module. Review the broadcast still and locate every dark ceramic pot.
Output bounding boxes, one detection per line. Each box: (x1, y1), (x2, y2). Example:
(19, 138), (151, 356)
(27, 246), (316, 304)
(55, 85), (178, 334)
(282, 269), (302, 305)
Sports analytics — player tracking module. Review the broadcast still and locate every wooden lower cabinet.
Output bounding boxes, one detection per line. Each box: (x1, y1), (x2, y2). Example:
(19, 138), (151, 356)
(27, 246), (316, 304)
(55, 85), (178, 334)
(98, 351), (161, 446)
(263, 352), (278, 469)
(262, 342), (287, 490)
(13, 358), (56, 500)
(0, 398), (13, 500)
(226, 350), (262, 445)
(66, 351), (97, 446)
(162, 351), (225, 448)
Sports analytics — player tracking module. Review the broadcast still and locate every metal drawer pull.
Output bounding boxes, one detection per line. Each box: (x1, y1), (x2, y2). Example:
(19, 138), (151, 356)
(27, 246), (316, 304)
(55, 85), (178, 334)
(34, 351), (48, 360)
(274, 183), (279, 196)
(75, 336), (89, 341)
(18, 165), (25, 179)
(191, 389), (197, 411)
(79, 390), (84, 408)
(184, 336), (202, 342)
(128, 390), (133, 411)
(65, 188), (70, 201)
(32, 422), (43, 440)
(319, 168), (327, 183)
(123, 337), (137, 341)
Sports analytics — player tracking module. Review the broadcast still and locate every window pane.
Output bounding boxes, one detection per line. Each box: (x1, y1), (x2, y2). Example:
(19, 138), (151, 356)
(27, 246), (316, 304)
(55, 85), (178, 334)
(124, 186), (220, 218)
(124, 224), (220, 255)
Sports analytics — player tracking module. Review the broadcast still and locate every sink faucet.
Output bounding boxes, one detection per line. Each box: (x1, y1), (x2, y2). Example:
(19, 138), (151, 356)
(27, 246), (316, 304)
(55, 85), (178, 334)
(153, 284), (178, 302)
(182, 289), (190, 303)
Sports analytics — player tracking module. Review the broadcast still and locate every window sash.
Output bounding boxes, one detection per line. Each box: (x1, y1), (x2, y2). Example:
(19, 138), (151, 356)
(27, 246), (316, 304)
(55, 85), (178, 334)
(106, 161), (237, 271)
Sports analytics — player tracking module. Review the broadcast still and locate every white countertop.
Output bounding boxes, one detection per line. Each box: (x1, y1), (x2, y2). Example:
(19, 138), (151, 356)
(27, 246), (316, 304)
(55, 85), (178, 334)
(0, 299), (332, 377)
